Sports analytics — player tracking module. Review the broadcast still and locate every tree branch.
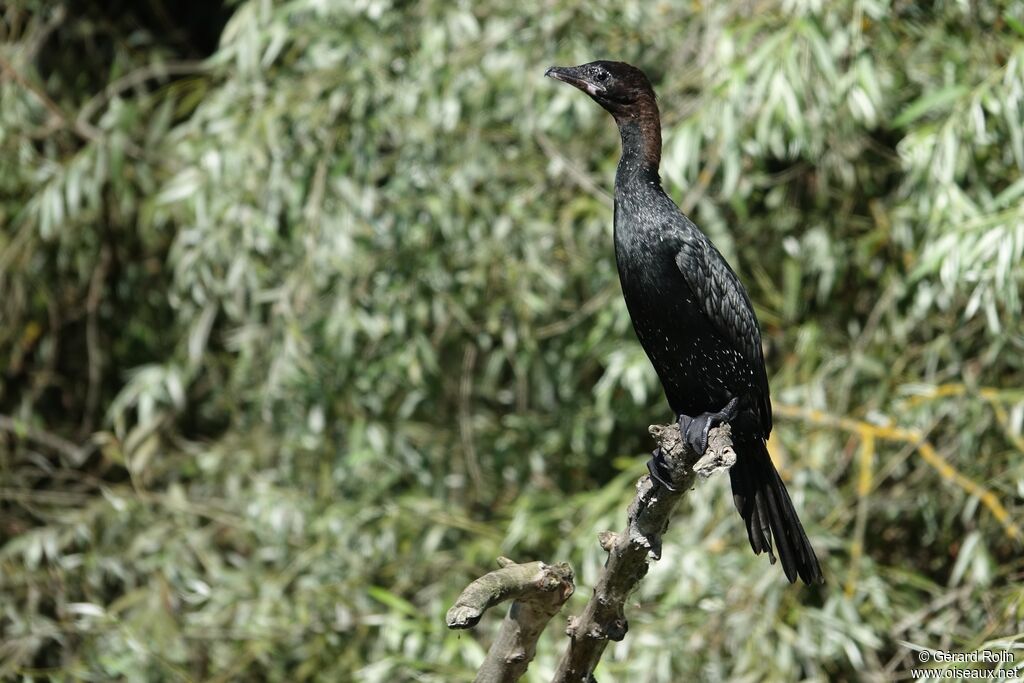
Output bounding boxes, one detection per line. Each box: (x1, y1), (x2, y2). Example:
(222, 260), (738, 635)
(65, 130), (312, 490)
(447, 557), (575, 683)
(75, 59), (206, 126)
(79, 245), (112, 439)
(0, 413), (93, 465)
(552, 420), (736, 682)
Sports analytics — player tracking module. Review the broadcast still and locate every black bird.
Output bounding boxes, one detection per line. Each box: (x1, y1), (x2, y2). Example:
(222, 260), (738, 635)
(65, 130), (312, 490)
(546, 61), (823, 584)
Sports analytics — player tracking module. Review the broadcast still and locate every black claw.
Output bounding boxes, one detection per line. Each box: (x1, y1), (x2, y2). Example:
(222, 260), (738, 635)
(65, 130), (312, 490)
(646, 448), (679, 492)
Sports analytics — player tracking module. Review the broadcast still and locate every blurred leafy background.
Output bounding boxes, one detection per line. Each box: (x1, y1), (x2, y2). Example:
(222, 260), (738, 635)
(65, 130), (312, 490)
(2, 0), (1023, 680)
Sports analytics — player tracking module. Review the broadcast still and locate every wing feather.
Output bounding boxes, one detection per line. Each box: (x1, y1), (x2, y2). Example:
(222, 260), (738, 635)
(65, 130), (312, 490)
(674, 229), (773, 433)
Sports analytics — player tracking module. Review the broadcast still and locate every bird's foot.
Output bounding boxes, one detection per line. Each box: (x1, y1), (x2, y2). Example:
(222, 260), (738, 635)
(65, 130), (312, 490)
(677, 397), (739, 455)
(646, 448), (680, 492)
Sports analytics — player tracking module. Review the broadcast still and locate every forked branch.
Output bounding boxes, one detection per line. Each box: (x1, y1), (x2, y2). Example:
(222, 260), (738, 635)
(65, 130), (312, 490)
(447, 557), (575, 683)
(449, 420), (735, 682)
(551, 422), (735, 682)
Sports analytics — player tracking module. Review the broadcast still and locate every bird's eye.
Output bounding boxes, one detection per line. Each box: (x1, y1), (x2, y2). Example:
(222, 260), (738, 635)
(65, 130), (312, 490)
(596, 71), (608, 82)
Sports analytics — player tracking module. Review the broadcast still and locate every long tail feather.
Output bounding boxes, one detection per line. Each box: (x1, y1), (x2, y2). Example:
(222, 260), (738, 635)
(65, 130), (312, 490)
(729, 438), (823, 584)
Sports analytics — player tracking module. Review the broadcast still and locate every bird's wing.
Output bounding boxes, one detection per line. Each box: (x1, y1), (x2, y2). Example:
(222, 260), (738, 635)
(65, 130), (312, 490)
(674, 228), (773, 433)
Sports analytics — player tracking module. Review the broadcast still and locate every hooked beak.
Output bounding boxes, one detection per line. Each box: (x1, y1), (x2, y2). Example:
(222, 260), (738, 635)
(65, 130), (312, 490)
(545, 65), (605, 97)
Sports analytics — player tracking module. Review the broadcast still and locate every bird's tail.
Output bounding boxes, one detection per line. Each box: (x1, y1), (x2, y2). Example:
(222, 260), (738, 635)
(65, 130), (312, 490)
(729, 438), (823, 584)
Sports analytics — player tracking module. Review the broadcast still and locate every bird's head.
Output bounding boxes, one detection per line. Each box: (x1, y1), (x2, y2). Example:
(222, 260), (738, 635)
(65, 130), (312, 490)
(545, 61), (656, 119)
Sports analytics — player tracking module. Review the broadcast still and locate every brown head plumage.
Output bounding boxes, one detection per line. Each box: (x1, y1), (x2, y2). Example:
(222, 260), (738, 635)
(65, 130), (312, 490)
(546, 60), (662, 167)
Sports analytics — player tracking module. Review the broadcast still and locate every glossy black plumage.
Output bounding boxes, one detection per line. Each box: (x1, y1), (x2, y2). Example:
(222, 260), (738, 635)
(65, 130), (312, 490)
(547, 60), (823, 584)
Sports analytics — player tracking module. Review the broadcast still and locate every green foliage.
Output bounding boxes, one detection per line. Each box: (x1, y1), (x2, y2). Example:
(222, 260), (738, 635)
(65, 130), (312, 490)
(2, 0), (1023, 681)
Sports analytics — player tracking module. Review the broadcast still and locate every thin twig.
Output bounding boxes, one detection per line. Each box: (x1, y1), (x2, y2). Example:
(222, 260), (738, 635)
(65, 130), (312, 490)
(0, 52), (104, 145)
(535, 286), (616, 340)
(534, 131), (613, 206)
(21, 5), (67, 61)
(0, 52), (67, 124)
(459, 344), (484, 492)
(835, 281), (897, 414)
(845, 431), (874, 596)
(0, 414), (91, 464)
(774, 403), (1022, 541)
(680, 143), (721, 214)
(0, 485), (249, 530)
(80, 245), (112, 439)
(75, 59), (205, 126)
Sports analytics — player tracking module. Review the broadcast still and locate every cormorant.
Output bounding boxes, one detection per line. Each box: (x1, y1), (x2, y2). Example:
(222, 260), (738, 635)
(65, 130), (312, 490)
(546, 60), (823, 584)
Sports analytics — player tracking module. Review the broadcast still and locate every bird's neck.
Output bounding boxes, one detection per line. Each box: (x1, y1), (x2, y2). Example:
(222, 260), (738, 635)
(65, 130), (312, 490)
(614, 103), (662, 188)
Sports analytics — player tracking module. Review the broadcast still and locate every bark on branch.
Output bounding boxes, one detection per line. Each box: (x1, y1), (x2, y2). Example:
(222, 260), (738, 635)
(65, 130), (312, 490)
(447, 557), (575, 683)
(448, 420), (734, 682)
(551, 421), (736, 682)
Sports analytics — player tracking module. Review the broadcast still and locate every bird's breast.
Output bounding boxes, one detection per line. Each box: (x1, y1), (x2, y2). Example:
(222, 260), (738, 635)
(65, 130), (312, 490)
(613, 214), (751, 416)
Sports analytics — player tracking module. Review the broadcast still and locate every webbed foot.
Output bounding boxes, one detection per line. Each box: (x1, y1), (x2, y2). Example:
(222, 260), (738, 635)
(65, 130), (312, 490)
(646, 448), (680, 492)
(677, 397), (739, 455)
